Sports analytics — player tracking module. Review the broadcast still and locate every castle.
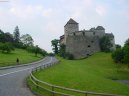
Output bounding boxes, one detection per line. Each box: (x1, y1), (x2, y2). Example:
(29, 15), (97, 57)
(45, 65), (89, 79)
(60, 18), (115, 59)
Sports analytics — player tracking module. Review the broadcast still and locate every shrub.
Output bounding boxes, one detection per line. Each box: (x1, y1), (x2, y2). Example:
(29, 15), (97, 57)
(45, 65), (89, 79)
(65, 52), (74, 60)
(112, 48), (124, 63)
(0, 42), (14, 53)
(123, 46), (129, 64)
(99, 36), (113, 52)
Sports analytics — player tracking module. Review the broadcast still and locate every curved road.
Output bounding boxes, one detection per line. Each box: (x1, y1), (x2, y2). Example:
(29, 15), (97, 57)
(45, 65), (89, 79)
(0, 56), (57, 96)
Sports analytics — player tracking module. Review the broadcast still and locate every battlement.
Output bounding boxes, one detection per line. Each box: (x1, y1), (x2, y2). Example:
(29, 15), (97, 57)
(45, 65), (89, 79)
(60, 18), (115, 59)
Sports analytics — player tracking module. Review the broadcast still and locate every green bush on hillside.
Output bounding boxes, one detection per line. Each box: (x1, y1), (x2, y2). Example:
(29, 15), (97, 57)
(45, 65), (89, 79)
(0, 42), (14, 53)
(112, 38), (129, 65)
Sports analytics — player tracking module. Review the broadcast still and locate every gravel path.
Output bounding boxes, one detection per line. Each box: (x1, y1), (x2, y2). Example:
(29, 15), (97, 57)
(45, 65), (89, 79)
(0, 56), (57, 96)
(116, 80), (129, 85)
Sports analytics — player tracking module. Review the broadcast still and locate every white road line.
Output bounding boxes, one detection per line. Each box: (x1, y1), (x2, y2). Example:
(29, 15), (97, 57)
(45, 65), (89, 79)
(0, 57), (53, 77)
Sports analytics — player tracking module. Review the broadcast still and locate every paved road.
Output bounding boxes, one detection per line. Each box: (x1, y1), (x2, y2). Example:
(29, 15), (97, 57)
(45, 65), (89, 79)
(0, 56), (57, 96)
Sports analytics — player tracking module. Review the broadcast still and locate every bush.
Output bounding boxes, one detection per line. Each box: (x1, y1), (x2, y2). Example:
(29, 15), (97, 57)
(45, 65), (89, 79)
(59, 44), (66, 58)
(100, 36), (112, 52)
(27, 46), (47, 57)
(65, 52), (74, 60)
(0, 42), (14, 53)
(123, 46), (129, 64)
(112, 48), (124, 63)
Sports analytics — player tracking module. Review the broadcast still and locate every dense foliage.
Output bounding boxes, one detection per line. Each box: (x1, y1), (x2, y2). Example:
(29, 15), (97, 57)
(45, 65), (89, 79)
(99, 36), (113, 52)
(51, 39), (59, 54)
(0, 42), (14, 53)
(0, 26), (47, 56)
(112, 38), (129, 65)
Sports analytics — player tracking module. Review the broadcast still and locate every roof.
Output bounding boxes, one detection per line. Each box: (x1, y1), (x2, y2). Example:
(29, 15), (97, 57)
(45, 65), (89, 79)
(96, 26), (105, 30)
(65, 18), (78, 26)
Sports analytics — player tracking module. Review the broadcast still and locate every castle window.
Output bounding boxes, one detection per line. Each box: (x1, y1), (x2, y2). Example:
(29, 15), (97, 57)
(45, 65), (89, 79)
(73, 33), (76, 36)
(88, 45), (91, 47)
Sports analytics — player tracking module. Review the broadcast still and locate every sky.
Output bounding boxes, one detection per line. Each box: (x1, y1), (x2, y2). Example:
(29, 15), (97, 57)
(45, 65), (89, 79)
(0, 0), (129, 52)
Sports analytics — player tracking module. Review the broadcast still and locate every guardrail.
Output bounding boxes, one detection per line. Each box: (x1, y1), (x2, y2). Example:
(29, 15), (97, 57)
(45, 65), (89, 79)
(30, 59), (119, 96)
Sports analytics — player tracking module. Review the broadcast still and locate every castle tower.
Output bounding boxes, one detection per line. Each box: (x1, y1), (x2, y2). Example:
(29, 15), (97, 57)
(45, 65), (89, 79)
(64, 18), (79, 44)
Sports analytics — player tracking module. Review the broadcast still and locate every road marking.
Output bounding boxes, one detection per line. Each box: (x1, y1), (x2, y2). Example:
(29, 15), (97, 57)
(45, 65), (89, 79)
(0, 57), (53, 77)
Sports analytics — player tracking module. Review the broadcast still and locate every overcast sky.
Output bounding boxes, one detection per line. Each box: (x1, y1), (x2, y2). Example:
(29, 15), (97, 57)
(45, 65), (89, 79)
(0, 0), (129, 52)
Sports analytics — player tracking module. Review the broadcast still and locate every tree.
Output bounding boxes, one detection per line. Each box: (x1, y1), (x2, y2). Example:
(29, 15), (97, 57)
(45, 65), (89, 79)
(112, 48), (124, 63)
(0, 30), (5, 43)
(123, 46), (129, 64)
(124, 38), (129, 46)
(116, 44), (121, 49)
(13, 26), (20, 43)
(112, 38), (129, 65)
(4, 32), (14, 43)
(20, 34), (34, 47)
(27, 45), (47, 56)
(99, 36), (112, 52)
(0, 42), (14, 53)
(59, 44), (66, 58)
(51, 39), (59, 54)
(0, 31), (14, 44)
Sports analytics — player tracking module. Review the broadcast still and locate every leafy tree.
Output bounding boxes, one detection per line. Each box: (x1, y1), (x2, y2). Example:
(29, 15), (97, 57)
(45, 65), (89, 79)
(112, 38), (129, 65)
(115, 44), (121, 49)
(13, 26), (20, 43)
(39, 49), (47, 56)
(123, 46), (129, 64)
(124, 38), (129, 46)
(27, 46), (35, 53)
(4, 32), (14, 43)
(59, 44), (66, 58)
(0, 31), (14, 44)
(20, 34), (34, 47)
(99, 36), (112, 52)
(27, 45), (47, 56)
(0, 42), (14, 53)
(34, 45), (40, 56)
(0, 30), (5, 43)
(112, 48), (124, 63)
(51, 39), (59, 54)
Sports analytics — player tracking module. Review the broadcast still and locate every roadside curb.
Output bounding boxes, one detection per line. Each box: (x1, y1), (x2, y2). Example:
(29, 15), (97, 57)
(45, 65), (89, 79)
(0, 57), (47, 70)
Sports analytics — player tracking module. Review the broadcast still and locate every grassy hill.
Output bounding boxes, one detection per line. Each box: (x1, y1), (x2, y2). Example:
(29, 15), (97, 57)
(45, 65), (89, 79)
(0, 49), (43, 67)
(29, 52), (129, 95)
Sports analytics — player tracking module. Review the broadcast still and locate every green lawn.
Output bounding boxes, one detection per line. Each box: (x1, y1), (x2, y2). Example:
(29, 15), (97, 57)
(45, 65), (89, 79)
(28, 52), (129, 96)
(0, 49), (43, 67)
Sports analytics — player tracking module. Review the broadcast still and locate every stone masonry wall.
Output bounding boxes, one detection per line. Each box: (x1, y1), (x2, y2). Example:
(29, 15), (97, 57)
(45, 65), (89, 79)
(66, 35), (100, 59)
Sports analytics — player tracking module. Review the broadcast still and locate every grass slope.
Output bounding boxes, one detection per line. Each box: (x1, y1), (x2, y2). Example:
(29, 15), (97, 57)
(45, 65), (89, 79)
(0, 49), (43, 67)
(29, 52), (129, 95)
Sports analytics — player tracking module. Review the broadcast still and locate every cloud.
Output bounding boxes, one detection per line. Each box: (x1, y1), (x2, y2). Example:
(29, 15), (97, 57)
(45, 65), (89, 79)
(0, 0), (129, 52)
(9, 1), (54, 19)
(9, 5), (44, 19)
(96, 5), (106, 16)
(42, 8), (53, 18)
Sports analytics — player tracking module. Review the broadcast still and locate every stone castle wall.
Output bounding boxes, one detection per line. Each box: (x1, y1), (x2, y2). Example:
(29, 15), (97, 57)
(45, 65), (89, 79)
(66, 35), (100, 59)
(60, 18), (116, 59)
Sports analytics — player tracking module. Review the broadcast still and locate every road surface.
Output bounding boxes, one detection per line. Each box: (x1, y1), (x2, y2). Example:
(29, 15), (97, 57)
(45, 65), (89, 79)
(0, 56), (57, 96)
